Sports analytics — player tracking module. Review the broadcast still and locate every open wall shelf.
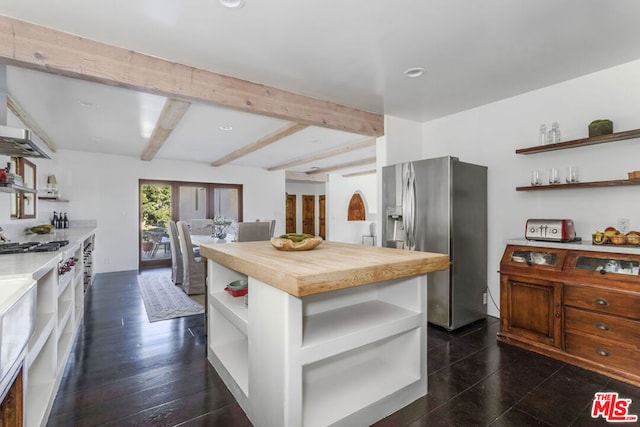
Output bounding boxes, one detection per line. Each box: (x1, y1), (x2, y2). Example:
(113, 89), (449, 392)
(515, 128), (640, 154)
(517, 179), (640, 191)
(516, 127), (640, 191)
(0, 182), (36, 193)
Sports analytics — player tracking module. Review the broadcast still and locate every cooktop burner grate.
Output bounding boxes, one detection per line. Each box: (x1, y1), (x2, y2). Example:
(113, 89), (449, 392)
(0, 240), (69, 254)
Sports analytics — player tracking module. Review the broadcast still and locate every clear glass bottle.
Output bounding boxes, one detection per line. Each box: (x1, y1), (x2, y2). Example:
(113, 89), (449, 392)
(549, 122), (561, 144)
(539, 124), (547, 145)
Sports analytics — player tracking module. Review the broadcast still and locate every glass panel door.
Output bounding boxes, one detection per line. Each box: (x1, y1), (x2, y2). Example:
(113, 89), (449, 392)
(179, 185), (208, 224)
(139, 180), (242, 270)
(213, 186), (240, 222)
(140, 183), (172, 268)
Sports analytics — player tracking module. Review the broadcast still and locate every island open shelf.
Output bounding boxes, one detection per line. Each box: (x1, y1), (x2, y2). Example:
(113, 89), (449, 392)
(200, 240), (449, 427)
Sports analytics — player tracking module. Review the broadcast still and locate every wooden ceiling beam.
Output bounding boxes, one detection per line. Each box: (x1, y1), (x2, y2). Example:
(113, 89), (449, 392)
(307, 157), (376, 175)
(211, 122), (308, 167)
(6, 94), (57, 152)
(267, 137), (376, 171)
(285, 171), (328, 182)
(0, 16), (384, 138)
(141, 98), (191, 161)
(342, 169), (376, 178)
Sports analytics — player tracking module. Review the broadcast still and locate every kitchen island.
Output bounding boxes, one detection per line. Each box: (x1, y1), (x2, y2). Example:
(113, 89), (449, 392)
(199, 240), (449, 427)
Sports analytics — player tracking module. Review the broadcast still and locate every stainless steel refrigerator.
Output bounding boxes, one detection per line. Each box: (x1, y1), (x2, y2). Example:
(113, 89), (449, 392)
(382, 156), (487, 330)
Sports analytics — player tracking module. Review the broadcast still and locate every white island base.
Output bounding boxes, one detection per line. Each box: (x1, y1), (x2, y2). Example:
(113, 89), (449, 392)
(207, 260), (429, 427)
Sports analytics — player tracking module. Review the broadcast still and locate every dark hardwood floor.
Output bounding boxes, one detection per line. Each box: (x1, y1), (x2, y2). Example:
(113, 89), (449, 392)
(47, 269), (640, 426)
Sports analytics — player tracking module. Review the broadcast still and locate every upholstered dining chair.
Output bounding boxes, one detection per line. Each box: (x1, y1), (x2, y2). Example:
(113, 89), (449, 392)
(190, 218), (213, 235)
(167, 220), (183, 286)
(236, 221), (272, 242)
(176, 221), (206, 295)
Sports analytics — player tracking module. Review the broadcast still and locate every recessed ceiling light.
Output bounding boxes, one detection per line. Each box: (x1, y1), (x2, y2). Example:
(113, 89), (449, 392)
(309, 166), (320, 171)
(219, 0), (245, 8)
(404, 67), (425, 78)
(219, 125), (233, 131)
(310, 139), (322, 144)
(79, 100), (97, 108)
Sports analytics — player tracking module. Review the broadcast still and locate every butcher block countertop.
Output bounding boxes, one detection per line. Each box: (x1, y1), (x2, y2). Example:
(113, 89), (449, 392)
(199, 240), (449, 297)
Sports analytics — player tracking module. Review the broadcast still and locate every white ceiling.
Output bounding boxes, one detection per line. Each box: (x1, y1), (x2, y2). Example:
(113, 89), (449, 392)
(2, 1), (640, 176)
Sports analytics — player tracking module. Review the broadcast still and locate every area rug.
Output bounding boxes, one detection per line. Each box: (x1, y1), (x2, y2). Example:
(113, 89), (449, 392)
(138, 274), (204, 322)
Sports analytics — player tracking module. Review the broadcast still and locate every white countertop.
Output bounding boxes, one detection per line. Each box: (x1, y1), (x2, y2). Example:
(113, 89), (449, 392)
(506, 238), (640, 255)
(0, 228), (96, 280)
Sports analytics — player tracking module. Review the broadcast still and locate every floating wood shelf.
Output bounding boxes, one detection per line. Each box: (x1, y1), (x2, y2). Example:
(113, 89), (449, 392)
(515, 128), (640, 155)
(517, 179), (640, 191)
(38, 196), (70, 202)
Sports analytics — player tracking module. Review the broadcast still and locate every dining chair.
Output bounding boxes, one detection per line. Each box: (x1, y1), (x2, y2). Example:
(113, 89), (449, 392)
(236, 221), (272, 242)
(190, 219), (213, 235)
(177, 220), (206, 295)
(167, 220), (183, 286)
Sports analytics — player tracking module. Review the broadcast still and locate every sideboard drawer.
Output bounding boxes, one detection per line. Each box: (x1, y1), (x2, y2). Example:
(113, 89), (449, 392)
(565, 331), (640, 377)
(564, 284), (640, 320)
(564, 306), (640, 345)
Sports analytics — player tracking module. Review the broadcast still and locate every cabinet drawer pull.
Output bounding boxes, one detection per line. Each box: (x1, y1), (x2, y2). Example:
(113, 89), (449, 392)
(595, 348), (610, 357)
(594, 322), (609, 331)
(594, 298), (608, 306)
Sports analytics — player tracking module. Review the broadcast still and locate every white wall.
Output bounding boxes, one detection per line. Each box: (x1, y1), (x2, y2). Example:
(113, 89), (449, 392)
(1, 150), (285, 274)
(384, 116), (423, 165)
(421, 58), (640, 317)
(326, 173), (377, 244)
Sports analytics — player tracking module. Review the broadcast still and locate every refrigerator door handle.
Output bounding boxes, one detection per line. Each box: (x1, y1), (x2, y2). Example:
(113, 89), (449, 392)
(408, 165), (416, 249)
(402, 164), (410, 249)
(403, 163), (416, 250)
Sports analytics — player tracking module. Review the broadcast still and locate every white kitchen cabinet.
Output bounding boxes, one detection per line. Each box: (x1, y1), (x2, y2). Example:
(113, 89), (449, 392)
(0, 229), (96, 427)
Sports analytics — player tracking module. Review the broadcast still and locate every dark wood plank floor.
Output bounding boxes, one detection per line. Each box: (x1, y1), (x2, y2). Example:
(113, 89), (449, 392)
(47, 269), (640, 426)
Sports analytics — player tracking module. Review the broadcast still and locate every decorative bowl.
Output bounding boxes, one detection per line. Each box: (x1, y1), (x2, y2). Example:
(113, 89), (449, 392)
(224, 286), (248, 297)
(227, 279), (248, 290)
(30, 226), (52, 234)
(626, 234), (640, 245)
(270, 236), (323, 251)
(592, 233), (607, 245)
(610, 234), (627, 245)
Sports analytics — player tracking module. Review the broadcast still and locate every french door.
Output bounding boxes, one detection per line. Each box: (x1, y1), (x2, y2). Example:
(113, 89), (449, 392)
(139, 180), (243, 270)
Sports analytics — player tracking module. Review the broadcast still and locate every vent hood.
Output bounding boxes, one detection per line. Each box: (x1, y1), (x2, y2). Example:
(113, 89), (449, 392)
(0, 65), (52, 159)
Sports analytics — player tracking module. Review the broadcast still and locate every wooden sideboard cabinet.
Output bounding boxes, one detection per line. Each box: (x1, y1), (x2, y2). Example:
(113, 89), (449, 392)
(498, 244), (640, 386)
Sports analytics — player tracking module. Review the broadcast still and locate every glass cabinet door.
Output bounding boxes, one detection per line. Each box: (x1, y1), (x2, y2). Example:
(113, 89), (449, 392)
(575, 256), (640, 276)
(510, 249), (559, 267)
(10, 157), (36, 219)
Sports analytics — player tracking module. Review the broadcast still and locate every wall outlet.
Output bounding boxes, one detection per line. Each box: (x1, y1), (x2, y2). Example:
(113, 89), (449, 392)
(617, 218), (629, 234)
(483, 292), (487, 305)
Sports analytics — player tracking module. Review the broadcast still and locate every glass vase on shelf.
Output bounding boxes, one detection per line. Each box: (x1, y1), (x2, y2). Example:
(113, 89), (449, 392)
(538, 124), (548, 145)
(548, 122), (561, 144)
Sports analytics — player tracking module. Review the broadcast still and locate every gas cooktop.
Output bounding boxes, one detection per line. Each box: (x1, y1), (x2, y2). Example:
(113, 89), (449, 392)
(0, 240), (69, 255)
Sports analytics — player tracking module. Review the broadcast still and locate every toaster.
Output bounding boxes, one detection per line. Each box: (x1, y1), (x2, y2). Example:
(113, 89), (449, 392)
(525, 219), (577, 242)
